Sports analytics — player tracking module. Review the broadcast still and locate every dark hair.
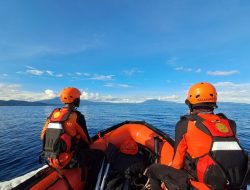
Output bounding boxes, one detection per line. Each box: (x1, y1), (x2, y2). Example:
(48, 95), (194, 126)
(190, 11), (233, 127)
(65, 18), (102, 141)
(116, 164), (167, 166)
(73, 98), (80, 107)
(186, 99), (217, 112)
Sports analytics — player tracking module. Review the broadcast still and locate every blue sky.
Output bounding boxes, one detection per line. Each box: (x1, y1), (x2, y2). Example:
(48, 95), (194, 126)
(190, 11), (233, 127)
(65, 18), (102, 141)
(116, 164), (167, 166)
(0, 0), (250, 103)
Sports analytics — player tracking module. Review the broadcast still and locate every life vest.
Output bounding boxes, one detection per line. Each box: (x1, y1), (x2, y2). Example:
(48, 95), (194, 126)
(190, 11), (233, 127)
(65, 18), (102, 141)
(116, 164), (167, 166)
(184, 113), (248, 189)
(43, 108), (73, 160)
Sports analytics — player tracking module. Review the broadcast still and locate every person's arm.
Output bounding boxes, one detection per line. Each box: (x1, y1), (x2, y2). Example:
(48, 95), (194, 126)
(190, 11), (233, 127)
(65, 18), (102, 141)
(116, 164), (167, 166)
(64, 112), (91, 145)
(76, 112), (91, 143)
(171, 117), (188, 169)
(41, 119), (50, 140)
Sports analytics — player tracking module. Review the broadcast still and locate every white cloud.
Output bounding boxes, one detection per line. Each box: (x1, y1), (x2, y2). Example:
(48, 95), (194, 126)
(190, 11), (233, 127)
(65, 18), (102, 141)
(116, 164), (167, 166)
(157, 95), (181, 101)
(123, 68), (143, 76)
(89, 74), (114, 81)
(70, 72), (115, 81)
(175, 67), (186, 71)
(214, 82), (250, 103)
(167, 57), (178, 66)
(195, 68), (202, 73)
(0, 86), (109, 102)
(118, 84), (131, 88)
(0, 73), (8, 78)
(175, 67), (200, 72)
(0, 83), (58, 101)
(26, 69), (44, 76)
(46, 71), (54, 76)
(214, 82), (235, 87)
(83, 73), (91, 77)
(1, 81), (249, 104)
(25, 66), (44, 76)
(0, 83), (160, 103)
(18, 66), (64, 78)
(81, 91), (100, 100)
(207, 70), (239, 76)
(80, 91), (114, 102)
(44, 89), (57, 99)
(74, 72), (91, 77)
(104, 83), (114, 87)
(55, 74), (63, 77)
(104, 83), (132, 88)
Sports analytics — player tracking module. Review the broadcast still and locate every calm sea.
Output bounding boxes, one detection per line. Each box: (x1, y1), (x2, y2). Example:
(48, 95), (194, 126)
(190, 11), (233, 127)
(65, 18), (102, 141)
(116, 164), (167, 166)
(0, 103), (250, 181)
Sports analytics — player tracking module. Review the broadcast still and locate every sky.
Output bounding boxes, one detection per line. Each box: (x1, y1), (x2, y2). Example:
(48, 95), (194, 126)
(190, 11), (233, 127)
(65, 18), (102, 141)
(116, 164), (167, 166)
(0, 0), (250, 103)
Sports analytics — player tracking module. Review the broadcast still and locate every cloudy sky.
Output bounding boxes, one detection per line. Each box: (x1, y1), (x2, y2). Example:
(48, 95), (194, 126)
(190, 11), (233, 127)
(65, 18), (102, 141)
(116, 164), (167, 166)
(0, 0), (250, 103)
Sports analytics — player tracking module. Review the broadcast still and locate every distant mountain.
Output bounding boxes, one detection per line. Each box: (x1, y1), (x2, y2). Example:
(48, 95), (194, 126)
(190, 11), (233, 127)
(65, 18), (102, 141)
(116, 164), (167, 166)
(0, 98), (183, 106)
(0, 98), (115, 106)
(141, 99), (180, 105)
(0, 100), (48, 106)
(38, 98), (113, 105)
(37, 97), (61, 105)
(1, 98), (248, 106)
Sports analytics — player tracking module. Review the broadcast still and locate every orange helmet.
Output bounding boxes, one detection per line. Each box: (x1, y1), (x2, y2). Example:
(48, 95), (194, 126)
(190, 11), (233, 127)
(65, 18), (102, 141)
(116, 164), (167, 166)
(59, 87), (81, 104)
(186, 82), (217, 106)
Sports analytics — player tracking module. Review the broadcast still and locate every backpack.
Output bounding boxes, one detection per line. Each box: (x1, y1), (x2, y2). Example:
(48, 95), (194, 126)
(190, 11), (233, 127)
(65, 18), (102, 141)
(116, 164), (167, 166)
(184, 114), (249, 189)
(43, 108), (72, 159)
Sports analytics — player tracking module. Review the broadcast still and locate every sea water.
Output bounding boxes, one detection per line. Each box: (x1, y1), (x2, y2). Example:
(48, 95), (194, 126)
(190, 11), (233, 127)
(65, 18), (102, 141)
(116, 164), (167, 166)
(0, 103), (249, 182)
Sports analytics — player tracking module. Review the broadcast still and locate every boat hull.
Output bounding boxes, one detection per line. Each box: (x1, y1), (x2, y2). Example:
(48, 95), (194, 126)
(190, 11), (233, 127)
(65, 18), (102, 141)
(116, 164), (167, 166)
(13, 121), (174, 190)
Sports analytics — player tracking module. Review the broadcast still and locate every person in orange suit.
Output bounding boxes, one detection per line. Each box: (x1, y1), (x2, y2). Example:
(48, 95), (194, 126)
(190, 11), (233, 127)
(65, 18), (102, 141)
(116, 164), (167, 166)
(146, 82), (249, 190)
(41, 87), (104, 190)
(41, 87), (91, 168)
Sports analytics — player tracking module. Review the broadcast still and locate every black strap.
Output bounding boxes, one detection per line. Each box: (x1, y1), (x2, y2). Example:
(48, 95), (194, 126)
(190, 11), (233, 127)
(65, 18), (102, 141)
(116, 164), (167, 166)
(240, 158), (250, 188)
(184, 154), (197, 180)
(216, 113), (228, 119)
(182, 114), (212, 136)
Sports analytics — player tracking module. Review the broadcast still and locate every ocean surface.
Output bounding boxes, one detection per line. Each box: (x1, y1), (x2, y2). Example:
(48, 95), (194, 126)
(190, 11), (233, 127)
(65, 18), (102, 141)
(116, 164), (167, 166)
(0, 103), (250, 182)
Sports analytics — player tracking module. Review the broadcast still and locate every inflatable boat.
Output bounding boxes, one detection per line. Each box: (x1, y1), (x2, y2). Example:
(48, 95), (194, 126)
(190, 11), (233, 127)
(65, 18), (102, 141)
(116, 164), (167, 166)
(13, 121), (175, 190)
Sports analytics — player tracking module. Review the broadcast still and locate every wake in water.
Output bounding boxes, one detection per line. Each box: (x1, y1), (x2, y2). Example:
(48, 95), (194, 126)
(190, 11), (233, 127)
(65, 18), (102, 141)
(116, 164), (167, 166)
(0, 166), (46, 190)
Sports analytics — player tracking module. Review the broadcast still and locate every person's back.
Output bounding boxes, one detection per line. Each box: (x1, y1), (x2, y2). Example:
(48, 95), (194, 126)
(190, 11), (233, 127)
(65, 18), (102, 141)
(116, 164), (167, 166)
(173, 82), (249, 189)
(146, 82), (249, 190)
(41, 87), (91, 168)
(40, 87), (104, 190)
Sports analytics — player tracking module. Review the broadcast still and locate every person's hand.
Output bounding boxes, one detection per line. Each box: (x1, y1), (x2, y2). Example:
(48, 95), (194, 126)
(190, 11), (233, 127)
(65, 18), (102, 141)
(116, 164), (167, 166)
(161, 182), (168, 190)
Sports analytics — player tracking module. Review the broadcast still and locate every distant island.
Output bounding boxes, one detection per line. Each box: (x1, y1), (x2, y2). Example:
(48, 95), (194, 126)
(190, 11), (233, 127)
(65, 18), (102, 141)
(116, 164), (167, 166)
(0, 100), (49, 106)
(0, 98), (180, 106)
(0, 98), (248, 106)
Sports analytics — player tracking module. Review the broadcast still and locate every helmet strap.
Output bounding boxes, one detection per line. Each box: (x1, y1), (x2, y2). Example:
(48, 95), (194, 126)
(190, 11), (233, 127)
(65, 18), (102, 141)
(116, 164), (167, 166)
(185, 99), (194, 112)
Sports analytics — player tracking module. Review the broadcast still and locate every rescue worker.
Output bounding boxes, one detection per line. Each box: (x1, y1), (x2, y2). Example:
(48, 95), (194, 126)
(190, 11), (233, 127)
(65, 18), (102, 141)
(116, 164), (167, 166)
(41, 87), (91, 168)
(41, 87), (104, 190)
(146, 82), (249, 190)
